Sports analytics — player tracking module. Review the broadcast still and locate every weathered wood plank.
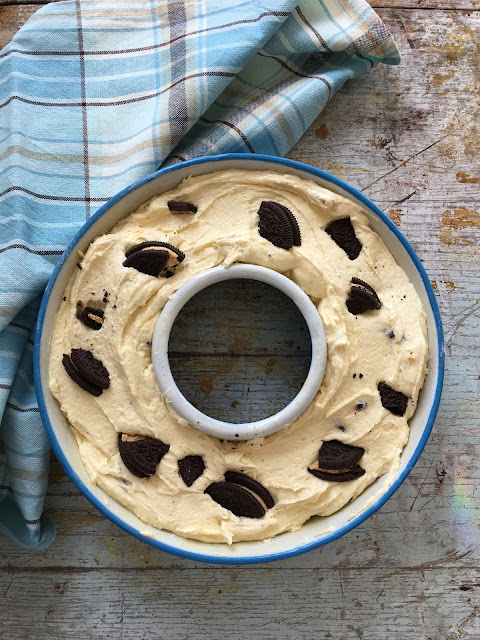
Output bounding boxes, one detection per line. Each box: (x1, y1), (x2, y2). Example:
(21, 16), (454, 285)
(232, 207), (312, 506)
(169, 280), (311, 357)
(168, 279), (311, 421)
(170, 355), (311, 422)
(0, 0), (479, 20)
(1, 2), (479, 57)
(294, 10), (480, 208)
(0, 5), (479, 640)
(371, 0), (479, 11)
(1, 567), (479, 639)
(0, 4), (37, 48)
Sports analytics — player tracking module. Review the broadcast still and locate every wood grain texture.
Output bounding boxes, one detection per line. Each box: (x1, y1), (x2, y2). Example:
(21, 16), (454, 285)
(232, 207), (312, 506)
(169, 279), (311, 422)
(1, 0), (479, 10)
(1, 567), (479, 640)
(371, 0), (479, 11)
(0, 4), (37, 48)
(1, 3), (480, 640)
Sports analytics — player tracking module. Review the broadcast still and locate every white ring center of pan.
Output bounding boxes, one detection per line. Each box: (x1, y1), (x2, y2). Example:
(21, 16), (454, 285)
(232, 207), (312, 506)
(152, 264), (327, 440)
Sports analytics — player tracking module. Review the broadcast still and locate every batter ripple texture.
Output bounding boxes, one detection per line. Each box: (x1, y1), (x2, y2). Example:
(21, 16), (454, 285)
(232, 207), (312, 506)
(49, 170), (428, 543)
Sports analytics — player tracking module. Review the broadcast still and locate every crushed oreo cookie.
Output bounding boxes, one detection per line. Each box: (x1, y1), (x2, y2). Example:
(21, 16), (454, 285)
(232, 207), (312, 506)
(62, 353), (103, 397)
(78, 306), (104, 330)
(308, 440), (365, 483)
(308, 465), (365, 482)
(167, 200), (197, 214)
(378, 381), (409, 416)
(205, 482), (266, 518)
(70, 348), (110, 390)
(224, 471), (275, 508)
(351, 277), (377, 295)
(346, 278), (382, 315)
(324, 217), (362, 260)
(267, 201), (301, 246)
(258, 200), (301, 250)
(317, 440), (364, 471)
(178, 455), (205, 487)
(119, 433), (170, 478)
(123, 241), (185, 278)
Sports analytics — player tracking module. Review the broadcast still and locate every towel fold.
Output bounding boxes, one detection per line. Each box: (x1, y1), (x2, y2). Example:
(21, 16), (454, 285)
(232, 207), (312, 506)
(0, 0), (399, 550)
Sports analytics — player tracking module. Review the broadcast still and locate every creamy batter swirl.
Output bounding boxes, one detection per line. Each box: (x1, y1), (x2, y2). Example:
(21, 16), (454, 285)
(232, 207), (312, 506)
(49, 170), (428, 543)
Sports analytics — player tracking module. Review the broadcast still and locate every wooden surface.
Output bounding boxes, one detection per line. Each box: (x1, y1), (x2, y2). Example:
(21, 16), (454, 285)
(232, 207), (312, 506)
(1, 2), (480, 639)
(169, 279), (312, 423)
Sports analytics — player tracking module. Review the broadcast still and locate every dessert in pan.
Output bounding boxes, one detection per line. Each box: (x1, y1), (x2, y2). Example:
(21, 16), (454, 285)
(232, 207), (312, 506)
(48, 170), (428, 543)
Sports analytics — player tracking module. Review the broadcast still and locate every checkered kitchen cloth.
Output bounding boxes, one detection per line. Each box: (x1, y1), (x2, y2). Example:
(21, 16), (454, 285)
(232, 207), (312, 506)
(0, 0), (399, 550)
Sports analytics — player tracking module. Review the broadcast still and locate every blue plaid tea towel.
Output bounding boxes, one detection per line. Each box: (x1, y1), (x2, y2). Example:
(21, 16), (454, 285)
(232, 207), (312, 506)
(0, 0), (399, 550)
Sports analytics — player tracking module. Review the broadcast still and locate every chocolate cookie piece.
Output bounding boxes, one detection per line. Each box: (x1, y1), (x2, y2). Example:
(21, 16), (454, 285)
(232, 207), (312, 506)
(260, 200), (301, 246)
(346, 278), (381, 315)
(284, 210), (302, 247)
(124, 241), (184, 259)
(258, 200), (300, 250)
(324, 218), (362, 260)
(70, 348), (110, 390)
(167, 200), (197, 214)
(79, 306), (104, 330)
(123, 241), (185, 278)
(123, 248), (170, 277)
(119, 433), (170, 478)
(308, 465), (365, 482)
(224, 471), (275, 508)
(205, 482), (266, 518)
(178, 455), (205, 487)
(351, 277), (377, 295)
(317, 440), (365, 471)
(62, 353), (103, 397)
(378, 381), (409, 416)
